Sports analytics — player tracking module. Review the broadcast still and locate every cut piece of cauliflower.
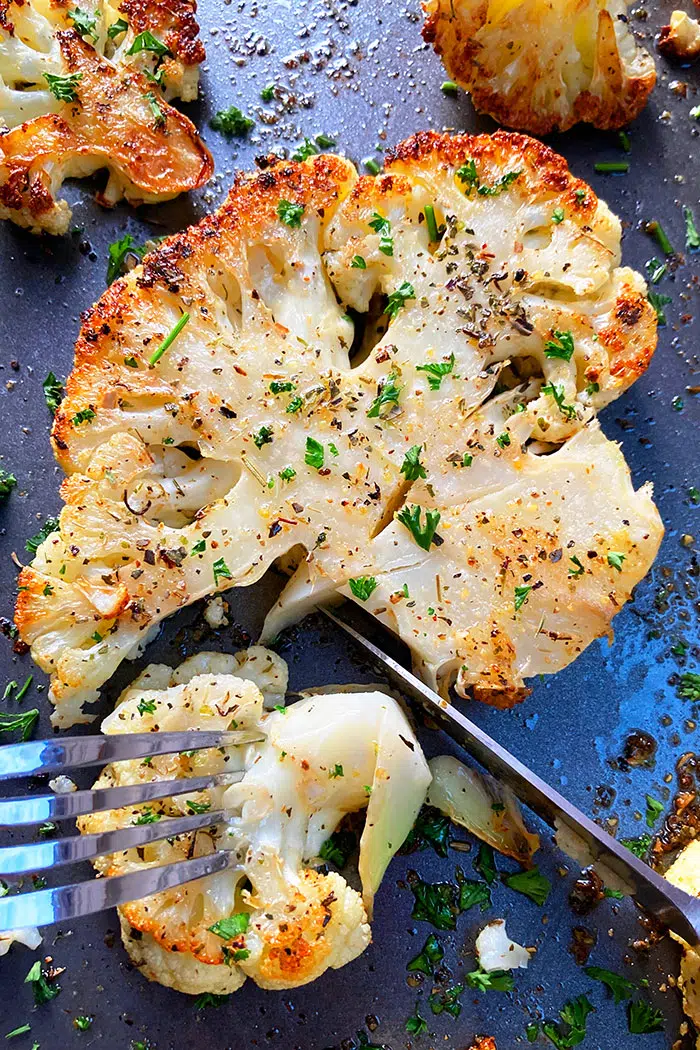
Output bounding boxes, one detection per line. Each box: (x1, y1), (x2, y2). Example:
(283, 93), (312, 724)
(78, 652), (431, 995)
(475, 918), (529, 972)
(0, 0), (211, 233)
(665, 842), (700, 1046)
(14, 132), (661, 726)
(0, 926), (42, 956)
(423, 0), (656, 135)
(659, 10), (700, 60)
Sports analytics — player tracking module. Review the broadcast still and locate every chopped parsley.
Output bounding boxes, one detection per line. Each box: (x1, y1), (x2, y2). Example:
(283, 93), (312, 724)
(645, 795), (664, 828)
(191, 539), (206, 554)
(604, 887), (624, 899)
(405, 1006), (428, 1035)
(620, 833), (652, 859)
(186, 799), (211, 814)
(544, 330), (575, 362)
(108, 17), (128, 38)
(149, 312), (190, 365)
(678, 672), (700, 701)
(193, 993), (231, 1010)
(428, 983), (464, 1016)
(72, 408), (95, 426)
(543, 995), (594, 1048)
(585, 965), (636, 1004)
(305, 436), (325, 469)
(253, 425), (273, 449)
(278, 466), (296, 482)
(286, 395), (303, 414)
(212, 558), (233, 586)
(0, 709), (39, 741)
(645, 257), (667, 284)
(410, 878), (457, 930)
(607, 551), (626, 571)
(348, 576), (378, 601)
(208, 912), (249, 939)
(400, 445), (427, 481)
(505, 867), (551, 905)
(456, 159), (521, 196)
(628, 999), (664, 1034)
(496, 432), (511, 449)
(351, 255), (367, 269)
(407, 933), (443, 975)
(368, 212), (393, 256)
(569, 555), (585, 578)
(211, 105), (254, 136)
(416, 352), (455, 391)
(269, 380), (295, 394)
(514, 584), (532, 612)
(127, 30), (171, 58)
(458, 879), (491, 912)
(328, 763), (344, 778)
(106, 233), (146, 284)
(384, 281), (416, 320)
(541, 382), (576, 420)
(43, 72), (82, 102)
(367, 373), (402, 418)
(441, 80), (459, 94)
(404, 807), (451, 857)
(261, 83), (275, 102)
(277, 200), (304, 228)
(0, 470), (16, 499)
(25, 960), (61, 1004)
(137, 699), (157, 716)
(42, 372), (64, 415)
(26, 516), (60, 553)
(68, 8), (97, 39)
(319, 829), (356, 868)
(397, 504), (441, 551)
(475, 843), (497, 884)
(466, 968), (514, 992)
(73, 1016), (93, 1031)
(292, 137), (318, 161)
(143, 91), (165, 127)
(134, 808), (161, 824)
(526, 1023), (539, 1042)
(551, 207), (565, 224)
(648, 291), (672, 326)
(684, 206), (700, 250)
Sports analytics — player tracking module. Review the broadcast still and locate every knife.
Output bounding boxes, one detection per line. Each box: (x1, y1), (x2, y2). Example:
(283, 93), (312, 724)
(320, 605), (700, 946)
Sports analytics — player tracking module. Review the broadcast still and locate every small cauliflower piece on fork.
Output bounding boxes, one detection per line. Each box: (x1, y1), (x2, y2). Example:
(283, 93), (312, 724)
(0, 0), (212, 233)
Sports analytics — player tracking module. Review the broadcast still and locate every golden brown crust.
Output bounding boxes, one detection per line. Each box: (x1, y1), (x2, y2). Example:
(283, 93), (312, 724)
(120, 0), (205, 65)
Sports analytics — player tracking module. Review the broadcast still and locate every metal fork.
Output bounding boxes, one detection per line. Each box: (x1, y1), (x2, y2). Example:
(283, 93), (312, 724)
(0, 729), (251, 931)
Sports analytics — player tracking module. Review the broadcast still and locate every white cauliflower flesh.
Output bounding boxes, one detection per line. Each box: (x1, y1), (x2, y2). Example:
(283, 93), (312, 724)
(0, 0), (211, 233)
(78, 651), (431, 995)
(15, 133), (662, 727)
(0, 926), (42, 957)
(659, 10), (700, 60)
(665, 842), (700, 1045)
(423, 0), (656, 135)
(475, 918), (529, 972)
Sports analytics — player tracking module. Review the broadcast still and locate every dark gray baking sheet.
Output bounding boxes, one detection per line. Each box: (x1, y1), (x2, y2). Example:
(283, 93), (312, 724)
(0, 0), (699, 1047)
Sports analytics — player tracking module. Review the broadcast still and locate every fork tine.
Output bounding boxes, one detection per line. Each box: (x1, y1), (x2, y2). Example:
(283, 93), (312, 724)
(0, 770), (243, 826)
(0, 850), (237, 931)
(0, 730), (263, 781)
(0, 810), (228, 874)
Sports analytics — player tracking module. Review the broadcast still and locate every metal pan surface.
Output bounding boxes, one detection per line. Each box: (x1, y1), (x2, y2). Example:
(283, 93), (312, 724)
(0, 0), (698, 1046)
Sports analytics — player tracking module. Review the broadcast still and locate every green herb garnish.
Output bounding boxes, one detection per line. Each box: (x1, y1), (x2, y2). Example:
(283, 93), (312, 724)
(400, 445), (427, 481)
(305, 436), (325, 469)
(108, 17), (128, 38)
(475, 843), (497, 884)
(410, 878), (457, 930)
(505, 867), (551, 905)
(26, 516), (60, 554)
(678, 672), (700, 701)
(212, 558), (232, 586)
(68, 8), (97, 39)
(149, 312), (189, 365)
(458, 879), (491, 912)
(620, 833), (652, 859)
(351, 255), (367, 269)
(541, 382), (576, 420)
(0, 710), (39, 741)
(208, 912), (249, 940)
(645, 795), (663, 828)
(594, 161), (629, 174)
(551, 208), (565, 224)
(348, 576), (378, 601)
(367, 373), (402, 418)
(466, 968), (514, 992)
(0, 470), (16, 499)
(514, 585), (532, 612)
(42, 372), (63, 415)
(137, 699), (157, 716)
(544, 330), (575, 361)
(72, 408), (95, 425)
(648, 291), (672, 326)
(585, 965), (635, 1004)
(127, 30), (171, 58)
(368, 212), (393, 256)
(397, 504), (440, 551)
(143, 91), (165, 126)
(628, 999), (664, 1034)
(416, 353), (455, 391)
(607, 551), (626, 571)
(277, 200), (304, 228)
(407, 933), (443, 975)
(25, 960), (60, 1005)
(428, 983), (464, 1016)
(43, 72), (82, 102)
(684, 206), (700, 251)
(384, 280), (415, 320)
(319, 829), (356, 868)
(405, 1006), (428, 1034)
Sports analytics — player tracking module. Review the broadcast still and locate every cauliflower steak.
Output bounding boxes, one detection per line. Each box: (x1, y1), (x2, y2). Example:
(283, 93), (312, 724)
(15, 132), (663, 726)
(0, 0), (211, 233)
(422, 0), (656, 135)
(78, 649), (431, 994)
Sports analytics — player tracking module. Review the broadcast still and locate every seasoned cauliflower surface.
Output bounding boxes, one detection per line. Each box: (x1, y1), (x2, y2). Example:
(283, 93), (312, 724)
(665, 842), (700, 1045)
(422, 0), (656, 135)
(15, 132), (663, 726)
(0, 0), (211, 233)
(78, 651), (431, 994)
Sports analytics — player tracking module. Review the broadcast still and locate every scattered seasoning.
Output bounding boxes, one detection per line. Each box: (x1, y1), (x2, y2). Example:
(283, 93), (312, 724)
(542, 382), (576, 420)
(672, 395), (684, 412)
(43, 72), (82, 101)
(319, 829), (356, 867)
(514, 584), (532, 612)
(690, 104), (700, 120)
(71, 408), (95, 425)
(505, 866), (551, 905)
(277, 200), (304, 227)
(364, 157), (381, 176)
(212, 558), (233, 586)
(149, 313), (190, 366)
(26, 517), (60, 554)
(0, 710), (39, 741)
(440, 80), (459, 94)
(42, 372), (63, 415)
(367, 373), (402, 418)
(683, 205), (700, 250)
(278, 466), (296, 482)
(619, 833), (652, 859)
(351, 255), (367, 269)
(585, 965), (636, 1003)
(368, 212), (393, 256)
(594, 161), (629, 174)
(465, 968), (513, 992)
(348, 576), (378, 601)
(25, 960), (61, 1005)
(208, 913), (249, 939)
(646, 220), (674, 256)
(628, 1000), (664, 1034)
(253, 425), (273, 449)
(397, 505), (441, 551)
(544, 330), (575, 361)
(0, 471), (16, 499)
(416, 353), (455, 390)
(406, 933), (444, 974)
(286, 395), (303, 414)
(400, 445), (427, 481)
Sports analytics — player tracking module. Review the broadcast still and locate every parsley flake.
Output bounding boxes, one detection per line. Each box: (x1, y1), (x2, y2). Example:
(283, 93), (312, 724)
(0, 470), (16, 499)
(400, 444), (427, 481)
(277, 200), (304, 227)
(585, 965), (636, 1004)
(645, 795), (663, 828)
(305, 436), (325, 469)
(127, 30), (171, 58)
(466, 968), (514, 992)
(514, 584), (532, 612)
(407, 933), (444, 975)
(544, 330), (575, 361)
(212, 557), (233, 586)
(505, 867), (551, 905)
(208, 912), (249, 940)
(348, 576), (378, 601)
(416, 352), (455, 390)
(367, 373), (402, 418)
(384, 281), (415, 320)
(397, 504), (441, 551)
(607, 551), (626, 571)
(628, 1000), (664, 1034)
(26, 517), (60, 554)
(368, 212), (393, 255)
(43, 72), (82, 102)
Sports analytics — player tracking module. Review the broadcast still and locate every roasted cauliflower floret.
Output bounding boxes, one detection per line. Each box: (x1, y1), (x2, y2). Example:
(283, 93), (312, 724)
(0, 0), (211, 233)
(659, 10), (700, 61)
(15, 132), (661, 725)
(423, 0), (656, 135)
(665, 842), (700, 1046)
(78, 651), (431, 994)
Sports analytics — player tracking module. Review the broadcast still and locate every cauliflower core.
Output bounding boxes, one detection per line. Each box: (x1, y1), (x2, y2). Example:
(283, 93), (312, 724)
(78, 649), (431, 994)
(0, 0), (211, 233)
(423, 0), (656, 135)
(15, 132), (663, 727)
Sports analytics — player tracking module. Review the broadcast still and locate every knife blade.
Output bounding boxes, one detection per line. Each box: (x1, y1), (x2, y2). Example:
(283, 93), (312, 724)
(320, 604), (700, 946)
